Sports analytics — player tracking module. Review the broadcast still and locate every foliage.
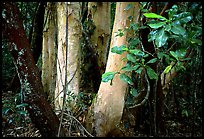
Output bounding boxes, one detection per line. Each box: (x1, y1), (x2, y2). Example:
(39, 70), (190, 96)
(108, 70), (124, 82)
(102, 2), (202, 102)
(2, 92), (30, 127)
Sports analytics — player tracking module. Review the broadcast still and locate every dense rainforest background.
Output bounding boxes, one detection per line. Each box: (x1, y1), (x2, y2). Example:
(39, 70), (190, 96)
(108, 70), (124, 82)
(2, 2), (202, 137)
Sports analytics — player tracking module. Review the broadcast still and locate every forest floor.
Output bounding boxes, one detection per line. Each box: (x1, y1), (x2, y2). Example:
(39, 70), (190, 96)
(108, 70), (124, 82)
(2, 91), (202, 137)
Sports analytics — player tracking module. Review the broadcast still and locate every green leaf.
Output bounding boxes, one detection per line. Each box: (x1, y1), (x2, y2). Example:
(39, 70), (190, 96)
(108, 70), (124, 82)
(2, 107), (11, 115)
(102, 72), (116, 82)
(111, 45), (126, 54)
(148, 30), (158, 42)
(122, 64), (140, 71)
(173, 12), (192, 23)
(130, 88), (138, 97)
(148, 22), (165, 29)
(170, 51), (178, 60)
(146, 66), (158, 80)
(163, 65), (172, 74)
(16, 103), (28, 108)
(127, 54), (136, 63)
(155, 29), (168, 47)
(144, 13), (167, 21)
(146, 58), (157, 64)
(171, 25), (186, 36)
(164, 24), (171, 32)
(17, 110), (27, 116)
(135, 67), (144, 74)
(120, 73), (133, 85)
(125, 4), (133, 10)
(129, 49), (144, 57)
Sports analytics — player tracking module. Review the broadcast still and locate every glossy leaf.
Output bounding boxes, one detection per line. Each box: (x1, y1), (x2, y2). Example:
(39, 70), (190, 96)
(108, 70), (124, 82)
(171, 25), (186, 36)
(148, 21), (165, 29)
(102, 72), (116, 82)
(120, 73), (133, 85)
(130, 88), (138, 97)
(146, 66), (158, 80)
(170, 51), (178, 60)
(127, 54), (136, 63)
(146, 58), (157, 64)
(16, 103), (28, 108)
(163, 65), (172, 74)
(135, 67), (144, 74)
(122, 64), (140, 71)
(155, 29), (168, 47)
(111, 45), (126, 54)
(144, 13), (167, 21)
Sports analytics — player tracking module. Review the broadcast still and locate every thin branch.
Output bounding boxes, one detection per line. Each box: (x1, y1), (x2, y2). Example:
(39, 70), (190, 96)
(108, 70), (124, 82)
(128, 69), (150, 109)
(63, 113), (94, 137)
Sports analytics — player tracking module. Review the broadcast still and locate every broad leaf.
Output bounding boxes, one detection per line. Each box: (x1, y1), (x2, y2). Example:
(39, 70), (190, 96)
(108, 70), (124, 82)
(146, 66), (158, 80)
(155, 29), (168, 47)
(129, 49), (144, 57)
(135, 67), (144, 74)
(146, 58), (157, 64)
(171, 25), (186, 36)
(120, 73), (133, 85)
(144, 13), (167, 21)
(163, 65), (172, 74)
(148, 22), (165, 29)
(102, 72), (116, 82)
(122, 64), (140, 71)
(170, 51), (178, 60)
(130, 88), (138, 97)
(111, 45), (126, 54)
(127, 54), (136, 63)
(16, 103), (28, 108)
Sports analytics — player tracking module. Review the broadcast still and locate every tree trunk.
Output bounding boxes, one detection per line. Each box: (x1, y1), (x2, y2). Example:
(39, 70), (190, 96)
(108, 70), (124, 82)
(86, 2), (140, 136)
(2, 2), (66, 137)
(55, 2), (82, 110)
(42, 2), (58, 106)
(88, 2), (111, 76)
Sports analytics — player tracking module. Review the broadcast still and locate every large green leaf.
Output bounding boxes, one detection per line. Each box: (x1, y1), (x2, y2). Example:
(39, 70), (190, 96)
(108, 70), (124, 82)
(135, 67), (144, 74)
(144, 13), (167, 21)
(171, 25), (186, 36)
(173, 12), (192, 23)
(122, 64), (140, 71)
(148, 21), (165, 29)
(129, 49), (144, 57)
(170, 51), (179, 60)
(155, 29), (168, 47)
(146, 58), (157, 64)
(145, 66), (158, 80)
(102, 72), (116, 82)
(120, 73), (133, 85)
(111, 45), (126, 54)
(127, 53), (136, 63)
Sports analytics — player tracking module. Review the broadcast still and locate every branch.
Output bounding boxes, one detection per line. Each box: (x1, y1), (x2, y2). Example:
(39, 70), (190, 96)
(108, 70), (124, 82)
(128, 70), (150, 109)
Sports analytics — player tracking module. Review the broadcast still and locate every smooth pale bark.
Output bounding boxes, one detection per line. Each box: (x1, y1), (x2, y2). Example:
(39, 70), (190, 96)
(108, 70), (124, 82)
(42, 2), (57, 106)
(55, 2), (82, 110)
(88, 2), (111, 76)
(91, 2), (140, 136)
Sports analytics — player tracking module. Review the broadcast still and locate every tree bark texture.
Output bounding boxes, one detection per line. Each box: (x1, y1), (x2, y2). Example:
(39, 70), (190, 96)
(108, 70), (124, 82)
(90, 2), (140, 136)
(55, 2), (82, 110)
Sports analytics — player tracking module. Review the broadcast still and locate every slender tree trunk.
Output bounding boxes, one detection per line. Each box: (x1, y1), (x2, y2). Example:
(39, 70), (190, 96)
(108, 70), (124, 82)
(2, 2), (66, 137)
(42, 2), (58, 106)
(55, 2), (82, 110)
(86, 2), (140, 136)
